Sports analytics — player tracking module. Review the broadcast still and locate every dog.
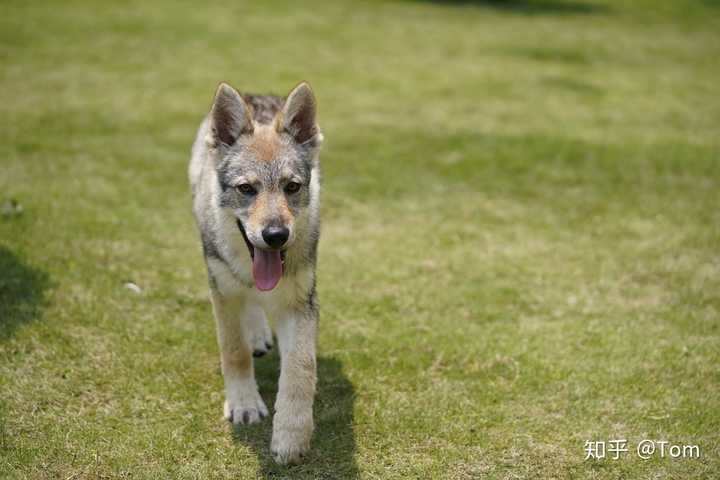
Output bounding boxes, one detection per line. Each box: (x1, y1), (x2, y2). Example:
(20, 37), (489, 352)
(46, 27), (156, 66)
(188, 81), (323, 464)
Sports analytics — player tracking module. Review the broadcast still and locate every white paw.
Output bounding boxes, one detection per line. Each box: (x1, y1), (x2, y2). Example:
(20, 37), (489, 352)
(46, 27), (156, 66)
(223, 383), (268, 425)
(270, 412), (313, 464)
(245, 307), (274, 357)
(250, 323), (273, 357)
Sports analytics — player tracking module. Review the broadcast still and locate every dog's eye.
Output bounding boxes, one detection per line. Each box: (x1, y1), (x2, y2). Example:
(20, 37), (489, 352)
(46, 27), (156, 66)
(236, 183), (256, 195)
(285, 182), (301, 194)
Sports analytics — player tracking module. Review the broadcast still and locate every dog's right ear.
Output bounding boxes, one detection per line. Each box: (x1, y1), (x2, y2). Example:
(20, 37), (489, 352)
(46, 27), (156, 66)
(208, 83), (253, 147)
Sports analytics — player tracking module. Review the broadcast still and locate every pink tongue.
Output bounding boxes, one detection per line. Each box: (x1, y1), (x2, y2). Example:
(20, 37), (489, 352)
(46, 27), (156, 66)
(252, 247), (283, 291)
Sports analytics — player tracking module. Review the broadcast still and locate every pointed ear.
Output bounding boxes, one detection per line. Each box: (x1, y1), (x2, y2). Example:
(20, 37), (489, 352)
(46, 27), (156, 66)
(208, 83), (253, 147)
(278, 82), (320, 144)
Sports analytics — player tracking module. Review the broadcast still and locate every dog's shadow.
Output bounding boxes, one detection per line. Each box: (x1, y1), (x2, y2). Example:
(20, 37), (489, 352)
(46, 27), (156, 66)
(0, 246), (50, 340)
(232, 352), (359, 478)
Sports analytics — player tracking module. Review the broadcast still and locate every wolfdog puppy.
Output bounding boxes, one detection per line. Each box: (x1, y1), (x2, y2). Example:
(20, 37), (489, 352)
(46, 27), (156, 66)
(189, 82), (323, 464)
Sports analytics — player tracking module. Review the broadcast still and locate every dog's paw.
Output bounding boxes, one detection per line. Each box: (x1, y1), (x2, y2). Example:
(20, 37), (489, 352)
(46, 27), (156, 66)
(224, 388), (268, 425)
(246, 309), (274, 358)
(250, 321), (273, 357)
(270, 414), (313, 465)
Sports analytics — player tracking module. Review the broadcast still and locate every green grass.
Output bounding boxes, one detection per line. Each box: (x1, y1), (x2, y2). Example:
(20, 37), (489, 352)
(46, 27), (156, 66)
(1, 0), (719, 478)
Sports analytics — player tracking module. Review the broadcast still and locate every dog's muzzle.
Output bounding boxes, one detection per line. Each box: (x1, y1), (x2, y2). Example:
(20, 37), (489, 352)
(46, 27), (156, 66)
(237, 219), (286, 291)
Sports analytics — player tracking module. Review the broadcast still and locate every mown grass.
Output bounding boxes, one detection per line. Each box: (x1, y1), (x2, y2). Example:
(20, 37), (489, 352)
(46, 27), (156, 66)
(1, 0), (718, 478)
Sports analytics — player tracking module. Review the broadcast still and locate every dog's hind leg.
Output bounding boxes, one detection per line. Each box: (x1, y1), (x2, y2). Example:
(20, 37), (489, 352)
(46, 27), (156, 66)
(210, 289), (268, 425)
(245, 304), (274, 358)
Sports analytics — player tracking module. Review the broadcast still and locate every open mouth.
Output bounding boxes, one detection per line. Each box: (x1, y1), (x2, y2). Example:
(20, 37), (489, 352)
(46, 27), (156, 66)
(237, 219), (285, 291)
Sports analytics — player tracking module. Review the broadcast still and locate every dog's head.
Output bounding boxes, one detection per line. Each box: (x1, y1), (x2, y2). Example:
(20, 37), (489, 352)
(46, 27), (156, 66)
(205, 82), (322, 291)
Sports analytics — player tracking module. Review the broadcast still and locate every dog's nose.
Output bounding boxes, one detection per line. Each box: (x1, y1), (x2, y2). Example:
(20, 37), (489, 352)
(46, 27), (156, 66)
(262, 226), (289, 249)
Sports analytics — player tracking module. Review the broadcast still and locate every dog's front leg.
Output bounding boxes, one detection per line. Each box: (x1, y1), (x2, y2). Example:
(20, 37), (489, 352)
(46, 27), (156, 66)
(210, 289), (268, 425)
(271, 301), (317, 464)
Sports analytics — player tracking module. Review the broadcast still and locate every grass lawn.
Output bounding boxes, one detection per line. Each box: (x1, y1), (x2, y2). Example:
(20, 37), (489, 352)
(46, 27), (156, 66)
(1, 0), (719, 478)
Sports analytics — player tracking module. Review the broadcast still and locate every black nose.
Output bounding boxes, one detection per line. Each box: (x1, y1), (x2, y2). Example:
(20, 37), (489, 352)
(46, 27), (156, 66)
(262, 226), (289, 249)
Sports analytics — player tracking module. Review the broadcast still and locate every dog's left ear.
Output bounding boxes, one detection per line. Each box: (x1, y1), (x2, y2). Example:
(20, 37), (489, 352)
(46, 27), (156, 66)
(278, 82), (321, 145)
